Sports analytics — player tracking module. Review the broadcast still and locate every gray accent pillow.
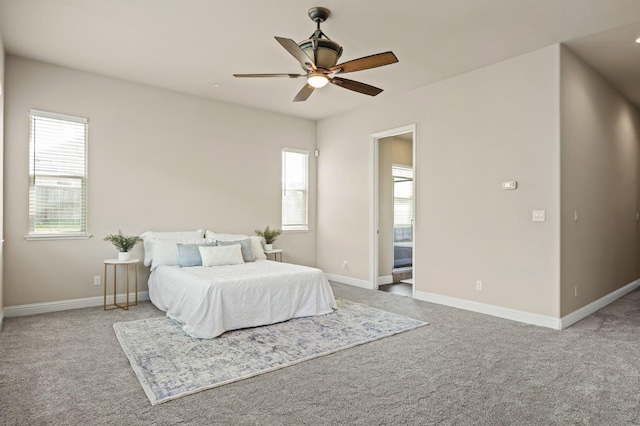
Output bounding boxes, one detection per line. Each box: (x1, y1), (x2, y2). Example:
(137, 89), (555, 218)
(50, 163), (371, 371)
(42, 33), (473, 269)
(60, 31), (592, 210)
(216, 238), (255, 262)
(177, 242), (216, 267)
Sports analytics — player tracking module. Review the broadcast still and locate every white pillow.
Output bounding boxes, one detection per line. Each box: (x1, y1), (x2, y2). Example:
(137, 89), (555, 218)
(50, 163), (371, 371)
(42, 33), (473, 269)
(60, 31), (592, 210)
(204, 230), (248, 243)
(140, 230), (205, 266)
(199, 244), (245, 267)
(250, 236), (267, 260)
(149, 238), (207, 270)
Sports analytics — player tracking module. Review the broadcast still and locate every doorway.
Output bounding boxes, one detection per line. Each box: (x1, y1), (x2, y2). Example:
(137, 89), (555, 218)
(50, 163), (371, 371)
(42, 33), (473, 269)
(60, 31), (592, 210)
(370, 125), (416, 297)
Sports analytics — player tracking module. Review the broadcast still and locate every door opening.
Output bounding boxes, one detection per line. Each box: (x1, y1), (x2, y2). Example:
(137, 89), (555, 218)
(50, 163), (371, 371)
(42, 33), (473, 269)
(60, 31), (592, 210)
(370, 125), (416, 297)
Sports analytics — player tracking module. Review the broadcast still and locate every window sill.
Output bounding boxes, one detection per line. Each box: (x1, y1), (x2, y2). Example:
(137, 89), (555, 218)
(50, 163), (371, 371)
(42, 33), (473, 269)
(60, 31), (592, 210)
(282, 228), (311, 234)
(25, 234), (93, 241)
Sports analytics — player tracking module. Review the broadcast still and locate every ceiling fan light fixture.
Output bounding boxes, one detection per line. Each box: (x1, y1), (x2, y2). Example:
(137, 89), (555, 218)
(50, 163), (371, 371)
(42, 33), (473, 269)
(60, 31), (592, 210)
(307, 72), (329, 88)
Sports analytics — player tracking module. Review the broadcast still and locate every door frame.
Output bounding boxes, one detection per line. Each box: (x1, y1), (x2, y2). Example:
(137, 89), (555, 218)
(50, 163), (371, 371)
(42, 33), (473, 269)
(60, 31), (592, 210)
(369, 124), (417, 294)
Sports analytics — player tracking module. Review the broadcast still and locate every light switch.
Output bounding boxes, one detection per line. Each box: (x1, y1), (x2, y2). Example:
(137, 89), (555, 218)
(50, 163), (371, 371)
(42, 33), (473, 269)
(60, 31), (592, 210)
(502, 181), (517, 190)
(532, 210), (545, 222)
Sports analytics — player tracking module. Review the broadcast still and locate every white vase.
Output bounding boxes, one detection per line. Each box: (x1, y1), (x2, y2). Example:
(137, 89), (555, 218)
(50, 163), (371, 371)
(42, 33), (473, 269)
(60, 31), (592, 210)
(264, 244), (273, 251)
(118, 251), (131, 261)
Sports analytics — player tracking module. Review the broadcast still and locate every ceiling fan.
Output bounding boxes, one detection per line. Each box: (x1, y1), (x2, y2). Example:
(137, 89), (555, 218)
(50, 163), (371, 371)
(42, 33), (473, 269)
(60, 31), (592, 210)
(233, 7), (398, 102)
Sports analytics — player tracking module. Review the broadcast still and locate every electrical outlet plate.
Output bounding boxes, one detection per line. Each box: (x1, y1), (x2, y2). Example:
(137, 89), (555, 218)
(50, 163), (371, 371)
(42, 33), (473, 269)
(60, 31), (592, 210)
(532, 210), (546, 222)
(94, 276), (101, 286)
(476, 280), (482, 291)
(502, 181), (517, 190)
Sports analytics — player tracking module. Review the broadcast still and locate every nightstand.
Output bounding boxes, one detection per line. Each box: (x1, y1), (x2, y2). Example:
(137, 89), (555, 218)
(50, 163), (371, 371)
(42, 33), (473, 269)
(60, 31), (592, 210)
(264, 249), (283, 262)
(103, 258), (139, 310)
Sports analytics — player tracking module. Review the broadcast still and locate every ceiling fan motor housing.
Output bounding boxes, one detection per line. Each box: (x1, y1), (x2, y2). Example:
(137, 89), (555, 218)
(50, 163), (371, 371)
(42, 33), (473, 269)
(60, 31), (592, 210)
(298, 37), (343, 69)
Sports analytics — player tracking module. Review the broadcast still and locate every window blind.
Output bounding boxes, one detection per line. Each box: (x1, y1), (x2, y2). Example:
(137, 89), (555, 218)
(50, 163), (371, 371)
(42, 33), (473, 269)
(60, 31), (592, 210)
(282, 149), (309, 231)
(393, 166), (413, 228)
(29, 109), (88, 235)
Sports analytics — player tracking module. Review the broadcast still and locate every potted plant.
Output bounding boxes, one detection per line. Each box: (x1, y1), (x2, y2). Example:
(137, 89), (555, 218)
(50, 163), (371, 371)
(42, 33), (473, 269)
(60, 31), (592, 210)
(104, 230), (142, 261)
(255, 226), (282, 251)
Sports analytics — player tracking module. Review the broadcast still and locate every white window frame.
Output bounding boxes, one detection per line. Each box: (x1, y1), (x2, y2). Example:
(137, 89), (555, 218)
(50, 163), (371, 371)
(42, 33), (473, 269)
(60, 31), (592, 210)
(392, 165), (413, 239)
(282, 148), (309, 232)
(26, 109), (91, 240)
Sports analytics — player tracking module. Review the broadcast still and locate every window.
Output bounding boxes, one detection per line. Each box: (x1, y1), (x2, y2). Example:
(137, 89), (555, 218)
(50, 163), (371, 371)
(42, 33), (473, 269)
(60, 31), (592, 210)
(28, 109), (88, 237)
(393, 165), (413, 242)
(282, 149), (309, 231)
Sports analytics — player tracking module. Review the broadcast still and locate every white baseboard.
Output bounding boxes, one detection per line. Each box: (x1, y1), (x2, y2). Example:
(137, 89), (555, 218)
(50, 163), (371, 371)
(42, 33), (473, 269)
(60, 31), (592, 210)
(415, 278), (640, 330)
(559, 278), (640, 329)
(378, 275), (393, 285)
(4, 291), (150, 317)
(324, 273), (373, 289)
(414, 290), (562, 330)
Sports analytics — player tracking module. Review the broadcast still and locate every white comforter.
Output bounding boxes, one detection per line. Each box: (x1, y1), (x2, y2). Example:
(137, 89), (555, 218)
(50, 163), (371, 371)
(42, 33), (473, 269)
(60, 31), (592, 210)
(148, 260), (337, 338)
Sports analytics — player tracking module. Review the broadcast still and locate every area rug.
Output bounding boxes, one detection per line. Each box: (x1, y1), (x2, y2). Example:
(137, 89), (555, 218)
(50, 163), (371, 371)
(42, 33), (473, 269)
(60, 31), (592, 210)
(113, 298), (427, 405)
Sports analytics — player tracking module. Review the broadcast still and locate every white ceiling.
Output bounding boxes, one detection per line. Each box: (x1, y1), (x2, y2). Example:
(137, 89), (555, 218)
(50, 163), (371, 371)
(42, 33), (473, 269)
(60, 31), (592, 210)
(2, 0), (640, 121)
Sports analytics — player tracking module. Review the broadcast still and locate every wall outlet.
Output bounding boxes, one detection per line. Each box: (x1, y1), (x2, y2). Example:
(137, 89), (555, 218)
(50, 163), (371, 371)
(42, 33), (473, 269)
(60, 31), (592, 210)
(343, 261), (348, 269)
(574, 285), (578, 298)
(93, 276), (101, 286)
(532, 210), (546, 222)
(476, 280), (482, 291)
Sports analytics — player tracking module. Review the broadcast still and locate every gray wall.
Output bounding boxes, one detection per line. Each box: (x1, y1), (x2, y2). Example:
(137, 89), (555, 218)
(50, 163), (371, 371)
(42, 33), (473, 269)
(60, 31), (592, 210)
(3, 55), (317, 306)
(559, 46), (640, 316)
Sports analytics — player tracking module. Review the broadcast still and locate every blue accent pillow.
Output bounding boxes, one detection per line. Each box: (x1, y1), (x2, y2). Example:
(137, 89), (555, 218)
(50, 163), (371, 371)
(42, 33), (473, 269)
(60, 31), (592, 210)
(216, 238), (255, 262)
(177, 243), (216, 267)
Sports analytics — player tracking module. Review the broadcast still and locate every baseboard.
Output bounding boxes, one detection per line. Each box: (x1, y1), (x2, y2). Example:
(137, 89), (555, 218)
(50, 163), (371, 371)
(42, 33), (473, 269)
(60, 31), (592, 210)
(377, 275), (393, 285)
(414, 290), (561, 330)
(324, 273), (373, 289)
(559, 278), (640, 329)
(4, 292), (150, 317)
(0, 308), (4, 331)
(415, 278), (640, 330)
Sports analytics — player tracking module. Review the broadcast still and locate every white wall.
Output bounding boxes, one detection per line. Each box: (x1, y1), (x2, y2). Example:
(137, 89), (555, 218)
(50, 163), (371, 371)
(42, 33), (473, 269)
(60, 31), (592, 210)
(3, 55), (317, 306)
(6, 42), (638, 321)
(318, 45), (561, 317)
(560, 46), (640, 316)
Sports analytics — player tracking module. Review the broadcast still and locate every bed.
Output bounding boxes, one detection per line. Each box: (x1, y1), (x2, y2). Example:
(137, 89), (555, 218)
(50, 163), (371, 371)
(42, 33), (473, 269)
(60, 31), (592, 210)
(393, 242), (413, 268)
(142, 230), (337, 339)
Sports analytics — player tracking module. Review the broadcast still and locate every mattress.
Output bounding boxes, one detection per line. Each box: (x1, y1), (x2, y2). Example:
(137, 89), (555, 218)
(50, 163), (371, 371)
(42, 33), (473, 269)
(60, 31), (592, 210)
(148, 259), (337, 338)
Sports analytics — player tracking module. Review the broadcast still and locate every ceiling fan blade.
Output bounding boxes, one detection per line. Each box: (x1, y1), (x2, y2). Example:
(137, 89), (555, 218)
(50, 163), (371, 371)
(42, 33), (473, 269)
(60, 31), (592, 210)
(233, 73), (304, 78)
(275, 37), (317, 71)
(330, 77), (383, 96)
(293, 83), (315, 102)
(330, 51), (398, 74)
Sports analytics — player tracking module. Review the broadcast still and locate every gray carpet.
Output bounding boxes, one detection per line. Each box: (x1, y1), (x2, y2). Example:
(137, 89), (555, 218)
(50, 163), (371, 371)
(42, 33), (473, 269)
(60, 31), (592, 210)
(1, 283), (640, 425)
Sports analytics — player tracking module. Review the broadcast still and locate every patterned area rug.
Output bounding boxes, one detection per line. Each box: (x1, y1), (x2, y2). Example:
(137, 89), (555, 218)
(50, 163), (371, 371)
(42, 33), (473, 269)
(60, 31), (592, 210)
(113, 298), (427, 405)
